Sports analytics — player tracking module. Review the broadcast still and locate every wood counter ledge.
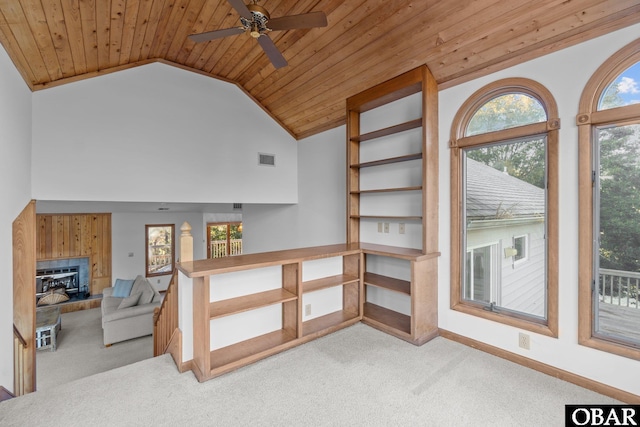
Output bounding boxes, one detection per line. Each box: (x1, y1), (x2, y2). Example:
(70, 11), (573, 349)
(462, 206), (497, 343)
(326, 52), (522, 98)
(177, 243), (440, 278)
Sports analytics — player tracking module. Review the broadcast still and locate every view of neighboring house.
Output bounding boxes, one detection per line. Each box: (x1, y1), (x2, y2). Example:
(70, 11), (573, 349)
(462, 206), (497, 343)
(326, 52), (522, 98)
(465, 158), (546, 318)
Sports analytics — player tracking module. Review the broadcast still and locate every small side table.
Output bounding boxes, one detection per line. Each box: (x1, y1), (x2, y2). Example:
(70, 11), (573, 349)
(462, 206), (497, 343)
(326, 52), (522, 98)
(36, 306), (62, 351)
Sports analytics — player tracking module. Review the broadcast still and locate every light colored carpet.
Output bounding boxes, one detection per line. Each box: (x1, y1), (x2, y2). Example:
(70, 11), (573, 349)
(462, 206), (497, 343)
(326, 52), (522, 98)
(36, 307), (153, 391)
(1, 323), (618, 426)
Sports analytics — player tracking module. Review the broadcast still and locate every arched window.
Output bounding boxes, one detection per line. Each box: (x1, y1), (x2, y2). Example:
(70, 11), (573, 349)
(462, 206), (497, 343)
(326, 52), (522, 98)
(578, 39), (640, 360)
(450, 78), (559, 336)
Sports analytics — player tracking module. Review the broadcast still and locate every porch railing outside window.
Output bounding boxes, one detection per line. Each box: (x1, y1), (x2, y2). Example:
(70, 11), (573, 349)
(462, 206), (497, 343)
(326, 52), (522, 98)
(598, 268), (640, 309)
(210, 239), (243, 258)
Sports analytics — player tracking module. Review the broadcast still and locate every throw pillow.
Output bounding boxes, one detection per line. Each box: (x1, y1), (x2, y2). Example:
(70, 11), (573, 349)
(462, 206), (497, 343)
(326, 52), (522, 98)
(118, 292), (141, 310)
(112, 279), (135, 297)
(131, 275), (155, 305)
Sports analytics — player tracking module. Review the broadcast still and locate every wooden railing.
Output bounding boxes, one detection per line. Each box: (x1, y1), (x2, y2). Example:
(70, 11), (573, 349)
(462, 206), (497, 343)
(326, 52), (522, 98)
(13, 324), (28, 396)
(210, 239), (243, 258)
(153, 269), (179, 357)
(599, 268), (640, 309)
(152, 222), (193, 371)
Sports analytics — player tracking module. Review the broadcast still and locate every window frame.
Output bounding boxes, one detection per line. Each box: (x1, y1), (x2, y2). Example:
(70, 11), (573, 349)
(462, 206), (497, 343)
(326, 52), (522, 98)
(513, 234), (528, 264)
(450, 78), (559, 337)
(206, 222), (243, 258)
(577, 39), (640, 360)
(145, 224), (175, 278)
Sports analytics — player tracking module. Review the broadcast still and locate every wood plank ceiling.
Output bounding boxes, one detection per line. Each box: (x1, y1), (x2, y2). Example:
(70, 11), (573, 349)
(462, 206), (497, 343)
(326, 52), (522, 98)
(0, 0), (639, 139)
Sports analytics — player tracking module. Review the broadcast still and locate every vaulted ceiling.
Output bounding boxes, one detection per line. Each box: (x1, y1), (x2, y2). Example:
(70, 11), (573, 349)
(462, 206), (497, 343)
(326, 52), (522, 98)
(0, 0), (639, 139)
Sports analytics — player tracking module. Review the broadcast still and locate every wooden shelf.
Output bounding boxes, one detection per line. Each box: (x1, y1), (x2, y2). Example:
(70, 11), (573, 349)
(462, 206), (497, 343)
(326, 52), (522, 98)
(210, 329), (296, 371)
(359, 243), (439, 261)
(351, 153), (422, 168)
(209, 288), (297, 319)
(179, 243), (361, 278)
(364, 272), (410, 295)
(351, 215), (422, 221)
(351, 186), (422, 194)
(351, 118), (422, 142)
(303, 310), (360, 337)
(363, 302), (411, 335)
(303, 274), (359, 294)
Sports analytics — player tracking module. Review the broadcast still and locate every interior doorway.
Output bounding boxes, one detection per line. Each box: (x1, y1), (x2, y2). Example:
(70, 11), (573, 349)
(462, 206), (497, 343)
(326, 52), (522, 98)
(206, 222), (243, 258)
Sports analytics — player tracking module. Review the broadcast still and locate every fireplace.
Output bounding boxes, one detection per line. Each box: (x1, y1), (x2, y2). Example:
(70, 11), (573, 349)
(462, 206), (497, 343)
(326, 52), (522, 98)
(36, 257), (90, 304)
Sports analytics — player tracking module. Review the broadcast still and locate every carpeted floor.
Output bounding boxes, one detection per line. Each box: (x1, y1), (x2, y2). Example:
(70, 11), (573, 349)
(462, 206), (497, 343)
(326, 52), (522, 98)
(36, 307), (153, 391)
(2, 323), (619, 426)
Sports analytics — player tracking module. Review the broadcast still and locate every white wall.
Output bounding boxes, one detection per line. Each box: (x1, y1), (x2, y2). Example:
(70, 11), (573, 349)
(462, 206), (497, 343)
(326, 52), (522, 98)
(242, 125), (346, 253)
(31, 62), (297, 205)
(437, 24), (640, 396)
(111, 211), (206, 291)
(0, 47), (32, 392)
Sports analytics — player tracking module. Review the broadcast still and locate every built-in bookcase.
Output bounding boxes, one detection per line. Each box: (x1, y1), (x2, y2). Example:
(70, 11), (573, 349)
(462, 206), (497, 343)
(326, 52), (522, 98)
(182, 244), (363, 382)
(347, 65), (440, 345)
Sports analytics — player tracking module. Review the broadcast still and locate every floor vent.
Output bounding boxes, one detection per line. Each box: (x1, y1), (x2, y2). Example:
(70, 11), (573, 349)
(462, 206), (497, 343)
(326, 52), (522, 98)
(258, 153), (276, 166)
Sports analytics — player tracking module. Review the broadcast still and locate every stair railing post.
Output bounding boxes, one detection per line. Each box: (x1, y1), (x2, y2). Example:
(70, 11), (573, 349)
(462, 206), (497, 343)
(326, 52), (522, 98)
(180, 222), (193, 263)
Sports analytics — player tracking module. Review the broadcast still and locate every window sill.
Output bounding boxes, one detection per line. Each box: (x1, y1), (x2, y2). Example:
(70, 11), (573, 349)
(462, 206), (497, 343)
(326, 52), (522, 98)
(451, 301), (558, 338)
(579, 335), (640, 361)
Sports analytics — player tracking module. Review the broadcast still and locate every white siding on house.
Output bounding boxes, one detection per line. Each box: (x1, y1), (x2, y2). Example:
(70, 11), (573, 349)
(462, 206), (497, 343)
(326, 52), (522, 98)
(466, 221), (545, 317)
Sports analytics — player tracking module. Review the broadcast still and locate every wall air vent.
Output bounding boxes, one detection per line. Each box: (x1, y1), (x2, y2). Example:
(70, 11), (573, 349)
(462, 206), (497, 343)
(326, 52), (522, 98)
(233, 203), (242, 210)
(258, 153), (276, 167)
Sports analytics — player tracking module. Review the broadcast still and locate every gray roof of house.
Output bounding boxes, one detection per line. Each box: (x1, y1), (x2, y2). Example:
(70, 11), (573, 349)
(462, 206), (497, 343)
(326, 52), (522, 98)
(466, 158), (545, 220)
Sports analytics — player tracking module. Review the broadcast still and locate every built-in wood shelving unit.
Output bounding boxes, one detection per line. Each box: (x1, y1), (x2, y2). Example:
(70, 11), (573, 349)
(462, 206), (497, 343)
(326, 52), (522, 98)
(347, 65), (440, 345)
(180, 244), (363, 382)
(177, 66), (441, 383)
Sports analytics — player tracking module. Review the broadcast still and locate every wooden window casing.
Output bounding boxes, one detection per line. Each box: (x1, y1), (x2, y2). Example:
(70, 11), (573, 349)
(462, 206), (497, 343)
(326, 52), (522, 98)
(145, 224), (175, 277)
(578, 39), (640, 360)
(450, 78), (559, 337)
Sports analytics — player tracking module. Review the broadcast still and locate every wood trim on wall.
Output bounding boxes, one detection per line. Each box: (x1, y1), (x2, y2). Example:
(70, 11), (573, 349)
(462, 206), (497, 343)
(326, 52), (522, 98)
(12, 200), (37, 395)
(440, 329), (640, 404)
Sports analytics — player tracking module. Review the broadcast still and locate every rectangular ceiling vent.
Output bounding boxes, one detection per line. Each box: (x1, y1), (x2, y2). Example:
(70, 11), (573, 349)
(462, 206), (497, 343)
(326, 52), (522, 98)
(258, 153), (276, 167)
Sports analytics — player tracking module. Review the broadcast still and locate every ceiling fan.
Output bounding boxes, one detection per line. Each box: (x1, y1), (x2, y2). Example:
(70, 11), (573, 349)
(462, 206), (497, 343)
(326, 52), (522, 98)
(188, 0), (328, 69)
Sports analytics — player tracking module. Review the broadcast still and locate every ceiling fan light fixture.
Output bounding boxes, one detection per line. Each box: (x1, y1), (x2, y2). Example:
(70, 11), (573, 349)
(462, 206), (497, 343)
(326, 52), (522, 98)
(250, 23), (261, 38)
(189, 0), (328, 69)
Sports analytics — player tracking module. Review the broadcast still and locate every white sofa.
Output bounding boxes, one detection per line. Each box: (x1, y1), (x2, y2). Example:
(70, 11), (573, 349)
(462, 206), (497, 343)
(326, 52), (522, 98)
(101, 275), (162, 346)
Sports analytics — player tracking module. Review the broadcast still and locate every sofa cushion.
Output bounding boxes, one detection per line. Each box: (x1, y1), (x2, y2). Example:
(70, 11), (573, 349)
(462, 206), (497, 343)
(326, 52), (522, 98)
(112, 279), (135, 297)
(118, 292), (141, 309)
(131, 275), (159, 305)
(102, 301), (160, 323)
(102, 296), (123, 313)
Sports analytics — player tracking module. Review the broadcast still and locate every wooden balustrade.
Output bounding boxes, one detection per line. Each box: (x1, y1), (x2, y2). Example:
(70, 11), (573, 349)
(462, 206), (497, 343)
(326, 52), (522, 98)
(152, 222), (193, 370)
(13, 324), (28, 397)
(153, 270), (179, 357)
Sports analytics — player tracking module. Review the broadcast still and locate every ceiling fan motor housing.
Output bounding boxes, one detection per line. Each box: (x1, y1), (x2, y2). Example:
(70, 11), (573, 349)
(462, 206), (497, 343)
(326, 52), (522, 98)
(241, 4), (270, 38)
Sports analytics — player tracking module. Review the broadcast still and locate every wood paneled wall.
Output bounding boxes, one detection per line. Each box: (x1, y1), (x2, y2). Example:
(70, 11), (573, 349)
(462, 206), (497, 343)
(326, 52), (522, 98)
(36, 213), (112, 295)
(13, 201), (36, 394)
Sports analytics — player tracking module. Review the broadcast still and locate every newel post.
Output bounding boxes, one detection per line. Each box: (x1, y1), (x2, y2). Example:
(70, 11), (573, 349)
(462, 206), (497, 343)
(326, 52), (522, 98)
(180, 222), (193, 263)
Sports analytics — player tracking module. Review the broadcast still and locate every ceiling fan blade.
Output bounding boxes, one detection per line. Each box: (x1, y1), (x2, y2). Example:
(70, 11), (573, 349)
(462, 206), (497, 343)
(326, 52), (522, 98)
(227, 0), (252, 19)
(268, 11), (327, 31)
(257, 36), (287, 69)
(188, 27), (245, 43)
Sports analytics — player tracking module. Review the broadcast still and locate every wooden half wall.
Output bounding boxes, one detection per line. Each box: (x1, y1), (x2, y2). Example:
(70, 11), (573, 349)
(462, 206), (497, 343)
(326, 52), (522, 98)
(13, 201), (36, 394)
(36, 213), (112, 295)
